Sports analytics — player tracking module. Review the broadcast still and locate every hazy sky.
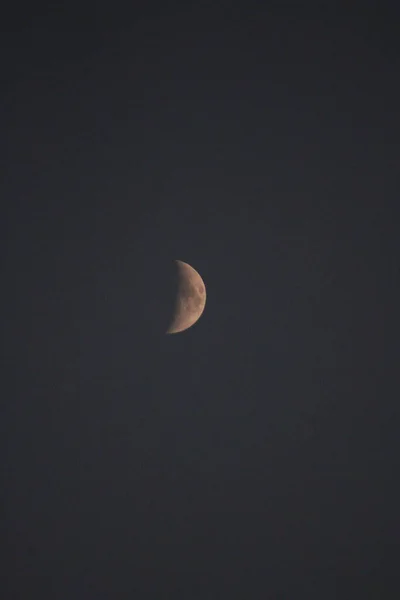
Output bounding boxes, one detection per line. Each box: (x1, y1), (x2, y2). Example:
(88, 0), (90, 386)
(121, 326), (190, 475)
(2, 3), (399, 598)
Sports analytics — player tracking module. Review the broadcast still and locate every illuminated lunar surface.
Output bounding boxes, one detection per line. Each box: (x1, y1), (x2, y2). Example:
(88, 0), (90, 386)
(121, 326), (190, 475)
(166, 260), (206, 334)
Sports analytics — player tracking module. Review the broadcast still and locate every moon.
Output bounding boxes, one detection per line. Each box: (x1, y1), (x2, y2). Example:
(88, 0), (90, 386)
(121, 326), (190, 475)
(166, 260), (206, 334)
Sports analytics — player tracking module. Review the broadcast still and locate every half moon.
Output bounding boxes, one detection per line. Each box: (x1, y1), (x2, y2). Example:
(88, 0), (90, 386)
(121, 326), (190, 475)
(166, 260), (206, 334)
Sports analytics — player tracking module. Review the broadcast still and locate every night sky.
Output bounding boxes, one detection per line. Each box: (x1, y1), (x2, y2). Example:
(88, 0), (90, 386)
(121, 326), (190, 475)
(2, 3), (399, 598)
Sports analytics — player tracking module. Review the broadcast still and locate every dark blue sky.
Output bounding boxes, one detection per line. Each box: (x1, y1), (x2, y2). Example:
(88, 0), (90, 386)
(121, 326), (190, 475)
(2, 3), (399, 598)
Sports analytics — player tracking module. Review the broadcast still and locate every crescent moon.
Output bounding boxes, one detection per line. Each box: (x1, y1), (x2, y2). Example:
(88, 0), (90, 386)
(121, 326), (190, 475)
(166, 260), (206, 334)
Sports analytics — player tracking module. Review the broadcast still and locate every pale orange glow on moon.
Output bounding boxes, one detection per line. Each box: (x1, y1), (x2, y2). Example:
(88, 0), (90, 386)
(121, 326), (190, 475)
(166, 260), (206, 334)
